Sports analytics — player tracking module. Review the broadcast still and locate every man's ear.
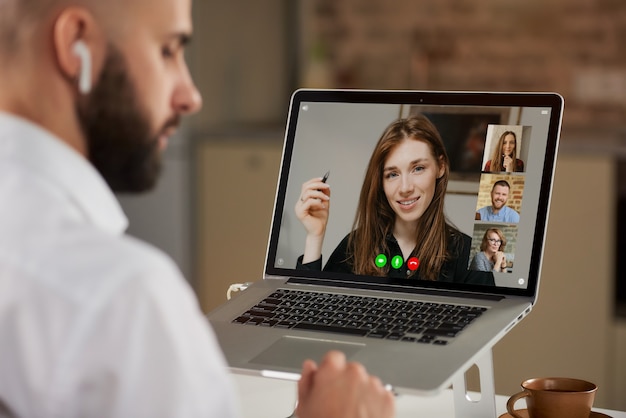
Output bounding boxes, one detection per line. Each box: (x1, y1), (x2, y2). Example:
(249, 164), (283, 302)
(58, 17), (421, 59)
(52, 7), (102, 94)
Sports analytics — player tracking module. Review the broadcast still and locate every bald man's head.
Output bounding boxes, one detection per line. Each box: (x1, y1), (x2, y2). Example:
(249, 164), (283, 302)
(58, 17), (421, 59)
(0, 0), (127, 58)
(0, 0), (49, 55)
(0, 0), (200, 192)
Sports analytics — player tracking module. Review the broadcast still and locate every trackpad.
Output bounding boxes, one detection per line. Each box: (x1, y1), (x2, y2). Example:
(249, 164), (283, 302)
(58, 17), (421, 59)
(250, 336), (365, 369)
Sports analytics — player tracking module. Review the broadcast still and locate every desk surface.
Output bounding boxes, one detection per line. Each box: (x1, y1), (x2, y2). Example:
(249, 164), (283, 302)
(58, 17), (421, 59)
(232, 373), (626, 418)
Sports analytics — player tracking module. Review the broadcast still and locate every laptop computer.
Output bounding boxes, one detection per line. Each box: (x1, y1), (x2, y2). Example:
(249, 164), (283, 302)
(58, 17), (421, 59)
(207, 89), (563, 395)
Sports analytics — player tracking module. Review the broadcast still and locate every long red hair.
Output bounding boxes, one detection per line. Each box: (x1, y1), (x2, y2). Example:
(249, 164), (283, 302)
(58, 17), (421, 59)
(347, 114), (456, 280)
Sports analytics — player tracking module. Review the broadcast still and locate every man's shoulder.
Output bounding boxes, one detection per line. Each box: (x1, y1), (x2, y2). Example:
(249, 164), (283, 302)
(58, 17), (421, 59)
(503, 205), (519, 214)
(68, 228), (181, 282)
(502, 205), (520, 219)
(5, 224), (183, 302)
(477, 206), (491, 215)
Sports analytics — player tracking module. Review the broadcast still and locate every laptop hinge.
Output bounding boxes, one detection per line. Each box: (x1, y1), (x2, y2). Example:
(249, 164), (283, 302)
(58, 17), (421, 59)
(286, 277), (504, 301)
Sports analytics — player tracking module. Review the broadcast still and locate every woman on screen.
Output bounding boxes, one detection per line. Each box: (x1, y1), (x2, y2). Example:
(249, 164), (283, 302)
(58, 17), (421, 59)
(483, 130), (524, 173)
(469, 228), (508, 273)
(295, 114), (494, 285)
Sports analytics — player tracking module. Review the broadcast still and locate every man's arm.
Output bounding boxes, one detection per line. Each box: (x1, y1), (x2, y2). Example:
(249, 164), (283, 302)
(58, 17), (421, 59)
(66, 247), (240, 418)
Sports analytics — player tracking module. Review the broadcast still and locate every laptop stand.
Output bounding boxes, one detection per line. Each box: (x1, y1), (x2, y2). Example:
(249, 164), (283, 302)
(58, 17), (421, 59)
(451, 348), (497, 418)
(283, 348), (498, 417)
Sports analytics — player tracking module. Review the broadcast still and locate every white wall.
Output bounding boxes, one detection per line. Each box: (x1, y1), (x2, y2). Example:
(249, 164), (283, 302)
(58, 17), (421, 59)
(276, 102), (401, 268)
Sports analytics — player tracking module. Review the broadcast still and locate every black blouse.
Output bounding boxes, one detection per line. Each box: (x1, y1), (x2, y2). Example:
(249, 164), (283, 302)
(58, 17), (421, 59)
(297, 230), (495, 286)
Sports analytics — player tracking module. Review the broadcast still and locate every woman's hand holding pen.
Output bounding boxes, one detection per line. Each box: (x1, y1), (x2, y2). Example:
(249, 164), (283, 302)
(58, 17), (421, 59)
(295, 175), (331, 263)
(503, 154), (513, 172)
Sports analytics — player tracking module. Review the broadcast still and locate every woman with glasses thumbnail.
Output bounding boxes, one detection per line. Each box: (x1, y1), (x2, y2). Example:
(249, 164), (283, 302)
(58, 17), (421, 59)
(470, 228), (508, 273)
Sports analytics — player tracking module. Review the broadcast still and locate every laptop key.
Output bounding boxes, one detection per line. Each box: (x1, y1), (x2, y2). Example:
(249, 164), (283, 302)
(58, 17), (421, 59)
(245, 310), (274, 318)
(418, 333), (436, 342)
(275, 320), (296, 328)
(423, 328), (459, 338)
(437, 322), (465, 332)
(233, 316), (250, 324)
(259, 298), (281, 306)
(292, 322), (369, 336)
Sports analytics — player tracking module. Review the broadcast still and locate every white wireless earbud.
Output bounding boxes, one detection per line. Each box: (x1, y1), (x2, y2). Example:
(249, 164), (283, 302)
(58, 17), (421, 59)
(72, 40), (92, 94)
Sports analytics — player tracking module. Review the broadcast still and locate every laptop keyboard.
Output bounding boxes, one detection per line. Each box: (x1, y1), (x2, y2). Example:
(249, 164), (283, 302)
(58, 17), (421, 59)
(232, 289), (487, 345)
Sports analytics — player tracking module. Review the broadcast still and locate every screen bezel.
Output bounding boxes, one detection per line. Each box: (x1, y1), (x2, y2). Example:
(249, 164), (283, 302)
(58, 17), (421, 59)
(264, 89), (563, 298)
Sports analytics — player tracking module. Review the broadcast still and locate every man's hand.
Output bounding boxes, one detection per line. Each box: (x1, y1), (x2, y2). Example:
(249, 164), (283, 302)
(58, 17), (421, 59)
(296, 351), (395, 418)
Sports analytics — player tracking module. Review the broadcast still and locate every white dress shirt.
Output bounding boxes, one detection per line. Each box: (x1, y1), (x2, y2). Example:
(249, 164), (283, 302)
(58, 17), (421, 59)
(0, 112), (240, 418)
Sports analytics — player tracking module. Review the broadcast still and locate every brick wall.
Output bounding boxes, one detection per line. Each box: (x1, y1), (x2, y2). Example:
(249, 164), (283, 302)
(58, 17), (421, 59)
(299, 0), (626, 130)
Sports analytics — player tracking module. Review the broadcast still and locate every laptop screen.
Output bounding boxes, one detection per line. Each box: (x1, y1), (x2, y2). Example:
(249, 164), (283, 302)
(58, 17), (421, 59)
(265, 90), (562, 298)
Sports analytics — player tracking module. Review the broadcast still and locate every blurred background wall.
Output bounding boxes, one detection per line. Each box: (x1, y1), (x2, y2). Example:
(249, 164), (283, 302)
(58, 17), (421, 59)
(119, 0), (626, 410)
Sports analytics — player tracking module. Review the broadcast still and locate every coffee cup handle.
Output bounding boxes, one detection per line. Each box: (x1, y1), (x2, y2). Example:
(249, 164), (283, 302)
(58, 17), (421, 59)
(507, 391), (530, 418)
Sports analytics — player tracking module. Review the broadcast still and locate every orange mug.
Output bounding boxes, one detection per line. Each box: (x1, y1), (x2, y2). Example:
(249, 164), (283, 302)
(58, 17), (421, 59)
(507, 377), (597, 418)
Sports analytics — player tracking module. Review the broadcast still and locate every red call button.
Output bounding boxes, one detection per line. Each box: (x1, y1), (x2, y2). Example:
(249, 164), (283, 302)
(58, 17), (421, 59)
(407, 257), (420, 271)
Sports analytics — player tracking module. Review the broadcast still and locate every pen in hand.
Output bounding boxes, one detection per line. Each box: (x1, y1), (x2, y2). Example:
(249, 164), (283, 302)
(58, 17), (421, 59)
(316, 171), (330, 192)
(317, 170), (330, 202)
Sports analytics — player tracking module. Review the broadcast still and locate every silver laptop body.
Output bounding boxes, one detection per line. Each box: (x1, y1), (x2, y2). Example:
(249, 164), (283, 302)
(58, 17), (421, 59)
(207, 89), (563, 395)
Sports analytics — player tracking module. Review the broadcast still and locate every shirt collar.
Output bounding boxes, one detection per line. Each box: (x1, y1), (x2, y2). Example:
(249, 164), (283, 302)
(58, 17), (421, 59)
(0, 111), (128, 235)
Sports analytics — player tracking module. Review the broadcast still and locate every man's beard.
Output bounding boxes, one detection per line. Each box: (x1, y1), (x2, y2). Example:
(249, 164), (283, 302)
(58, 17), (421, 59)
(76, 44), (175, 193)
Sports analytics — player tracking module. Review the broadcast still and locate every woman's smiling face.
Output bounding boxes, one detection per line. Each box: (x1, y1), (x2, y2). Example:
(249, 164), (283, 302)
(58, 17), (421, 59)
(382, 138), (444, 228)
(486, 231), (502, 253)
(502, 133), (516, 157)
